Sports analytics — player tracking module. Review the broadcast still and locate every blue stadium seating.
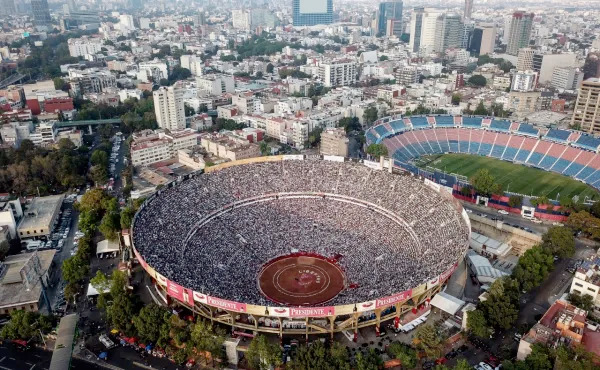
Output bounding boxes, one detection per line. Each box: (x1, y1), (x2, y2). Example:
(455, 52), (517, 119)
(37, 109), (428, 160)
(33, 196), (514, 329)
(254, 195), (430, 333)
(517, 124), (539, 136)
(490, 120), (511, 132)
(502, 147), (519, 161)
(375, 125), (390, 137)
(366, 131), (378, 144)
(389, 120), (406, 132)
(410, 117), (429, 127)
(563, 162), (584, 177)
(514, 149), (530, 162)
(478, 143), (493, 156)
(439, 140), (450, 153)
(490, 145), (505, 159)
(449, 140), (459, 152)
(469, 141), (480, 154)
(545, 129), (570, 142)
(527, 152), (544, 166)
(575, 166), (596, 180)
(420, 142), (435, 154)
(576, 135), (600, 151)
(435, 116), (454, 127)
(585, 170), (600, 184)
(550, 159), (572, 174)
(538, 156), (558, 169)
(429, 139), (442, 152)
(459, 141), (469, 153)
(462, 117), (482, 127)
(410, 142), (427, 156)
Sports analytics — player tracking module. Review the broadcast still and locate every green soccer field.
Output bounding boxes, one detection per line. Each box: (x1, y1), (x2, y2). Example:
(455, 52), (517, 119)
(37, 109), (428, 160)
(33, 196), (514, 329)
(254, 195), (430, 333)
(415, 154), (600, 201)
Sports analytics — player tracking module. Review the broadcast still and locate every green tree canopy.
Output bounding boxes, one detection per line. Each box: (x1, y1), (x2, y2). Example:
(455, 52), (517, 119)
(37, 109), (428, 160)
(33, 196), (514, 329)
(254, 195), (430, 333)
(508, 195), (523, 208)
(246, 335), (282, 370)
(470, 168), (502, 196)
(387, 342), (417, 369)
(289, 340), (351, 370)
(366, 143), (389, 159)
(413, 324), (444, 359)
(133, 303), (172, 347)
(480, 277), (519, 330)
(466, 309), (491, 338)
(542, 226), (575, 258)
(512, 245), (554, 292)
(468, 75), (487, 87)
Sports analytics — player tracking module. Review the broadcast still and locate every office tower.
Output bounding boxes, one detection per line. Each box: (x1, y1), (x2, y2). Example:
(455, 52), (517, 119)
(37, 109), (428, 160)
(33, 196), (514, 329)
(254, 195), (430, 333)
(551, 67), (583, 91)
(506, 11), (534, 56)
(468, 26), (495, 55)
(571, 79), (600, 134)
(153, 86), (186, 131)
(0, 0), (15, 16)
(409, 7), (442, 54)
(232, 9), (251, 30)
(293, 0), (333, 26)
(461, 20), (474, 49)
(532, 53), (577, 83)
(516, 48), (535, 71)
(377, 0), (403, 37)
(439, 13), (463, 52)
(31, 0), (52, 29)
(464, 0), (473, 20)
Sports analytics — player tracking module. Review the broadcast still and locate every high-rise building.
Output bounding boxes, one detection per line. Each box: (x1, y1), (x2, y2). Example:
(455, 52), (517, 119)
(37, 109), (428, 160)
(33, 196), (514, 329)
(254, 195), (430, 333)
(516, 48), (535, 71)
(0, 0), (15, 16)
(153, 85), (186, 131)
(463, 0), (473, 20)
(232, 9), (251, 30)
(377, 0), (403, 37)
(318, 59), (357, 87)
(293, 0), (333, 26)
(31, 0), (52, 29)
(320, 128), (349, 157)
(409, 8), (442, 54)
(461, 20), (474, 49)
(532, 53), (577, 84)
(468, 26), (495, 55)
(439, 13), (463, 52)
(511, 70), (538, 92)
(571, 79), (600, 134)
(583, 52), (600, 80)
(119, 14), (135, 31)
(551, 67), (583, 91)
(506, 11), (534, 56)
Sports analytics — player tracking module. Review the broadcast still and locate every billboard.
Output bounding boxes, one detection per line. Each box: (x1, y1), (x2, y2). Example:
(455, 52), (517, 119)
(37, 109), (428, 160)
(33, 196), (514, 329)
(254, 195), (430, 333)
(206, 296), (247, 313)
(299, 0), (327, 14)
(376, 290), (412, 308)
(289, 306), (335, 318)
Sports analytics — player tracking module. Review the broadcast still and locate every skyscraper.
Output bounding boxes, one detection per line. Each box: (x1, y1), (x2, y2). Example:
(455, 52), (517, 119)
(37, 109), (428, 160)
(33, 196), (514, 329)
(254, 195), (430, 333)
(439, 13), (463, 52)
(571, 79), (600, 134)
(153, 85), (186, 131)
(468, 26), (495, 55)
(506, 11), (534, 56)
(31, 0), (51, 29)
(463, 0), (473, 20)
(409, 7), (442, 54)
(377, 0), (403, 37)
(292, 0), (333, 26)
(0, 0), (15, 16)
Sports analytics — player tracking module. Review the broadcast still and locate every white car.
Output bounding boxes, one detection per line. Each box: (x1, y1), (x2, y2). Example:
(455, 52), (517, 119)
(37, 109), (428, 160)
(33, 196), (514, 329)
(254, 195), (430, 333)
(552, 222), (564, 227)
(531, 218), (542, 224)
(497, 210), (509, 215)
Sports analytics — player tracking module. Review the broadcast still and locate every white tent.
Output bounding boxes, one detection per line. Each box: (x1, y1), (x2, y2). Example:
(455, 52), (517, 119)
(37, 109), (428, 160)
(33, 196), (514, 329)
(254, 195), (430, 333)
(96, 239), (120, 257)
(430, 292), (465, 316)
(86, 283), (109, 297)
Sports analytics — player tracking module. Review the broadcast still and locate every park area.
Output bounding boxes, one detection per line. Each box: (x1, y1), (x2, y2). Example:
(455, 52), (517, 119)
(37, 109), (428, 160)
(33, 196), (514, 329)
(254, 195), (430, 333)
(415, 154), (600, 201)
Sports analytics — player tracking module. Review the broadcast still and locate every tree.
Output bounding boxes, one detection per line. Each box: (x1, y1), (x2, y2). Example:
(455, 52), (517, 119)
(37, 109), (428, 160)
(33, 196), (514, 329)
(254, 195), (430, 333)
(363, 106), (378, 125)
(0, 310), (53, 341)
(259, 141), (270, 156)
(266, 63), (274, 73)
(455, 359), (472, 370)
(339, 117), (361, 133)
(246, 335), (282, 370)
(508, 195), (523, 208)
(524, 343), (552, 370)
(99, 198), (121, 240)
(190, 320), (226, 366)
(466, 309), (491, 338)
(379, 55), (389, 62)
(120, 206), (136, 229)
(62, 254), (89, 283)
(133, 304), (172, 346)
(355, 349), (382, 370)
(542, 226), (575, 258)
(77, 188), (111, 214)
(568, 292), (594, 311)
(184, 104), (195, 117)
(481, 278), (519, 330)
(53, 77), (66, 90)
(290, 340), (349, 370)
(308, 127), (322, 147)
(106, 291), (137, 335)
(97, 124), (112, 140)
(366, 143), (388, 159)
(473, 101), (489, 115)
(413, 324), (443, 359)
(468, 75), (487, 87)
(470, 169), (502, 196)
(567, 211), (600, 240)
(512, 245), (554, 292)
(387, 342), (417, 369)
(451, 93), (461, 106)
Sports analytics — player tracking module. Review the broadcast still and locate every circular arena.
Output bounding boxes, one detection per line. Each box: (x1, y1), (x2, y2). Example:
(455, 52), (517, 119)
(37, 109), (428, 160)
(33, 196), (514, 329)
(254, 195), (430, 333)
(131, 156), (470, 336)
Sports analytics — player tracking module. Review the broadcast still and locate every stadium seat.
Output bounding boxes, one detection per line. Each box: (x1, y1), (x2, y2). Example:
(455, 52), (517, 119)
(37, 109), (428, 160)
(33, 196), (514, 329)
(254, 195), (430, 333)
(410, 116), (429, 128)
(550, 159), (573, 174)
(490, 145), (505, 159)
(545, 129), (570, 142)
(478, 143), (493, 156)
(462, 117), (482, 127)
(375, 125), (390, 137)
(502, 147), (519, 161)
(517, 124), (539, 136)
(490, 120), (511, 132)
(575, 135), (600, 151)
(538, 156), (558, 170)
(514, 149), (530, 162)
(562, 162), (584, 177)
(435, 116), (454, 127)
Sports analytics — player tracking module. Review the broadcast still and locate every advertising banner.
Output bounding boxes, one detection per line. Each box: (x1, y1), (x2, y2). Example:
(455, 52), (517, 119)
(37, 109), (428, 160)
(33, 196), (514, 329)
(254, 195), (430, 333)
(376, 290), (412, 308)
(183, 288), (194, 306)
(283, 155), (304, 161)
(439, 262), (459, 282)
(269, 307), (290, 317)
(427, 276), (439, 290)
(192, 291), (208, 304)
(323, 155), (345, 162)
(357, 300), (377, 312)
(206, 296), (247, 313)
(166, 280), (185, 303)
(288, 306), (335, 318)
(155, 272), (167, 286)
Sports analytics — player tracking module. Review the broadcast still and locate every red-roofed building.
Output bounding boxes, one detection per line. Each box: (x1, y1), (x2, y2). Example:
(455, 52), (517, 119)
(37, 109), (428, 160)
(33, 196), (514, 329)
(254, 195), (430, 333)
(517, 299), (600, 361)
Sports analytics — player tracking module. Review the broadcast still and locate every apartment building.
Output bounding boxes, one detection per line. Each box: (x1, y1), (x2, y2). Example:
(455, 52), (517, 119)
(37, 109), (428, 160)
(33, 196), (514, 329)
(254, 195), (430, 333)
(153, 85), (186, 131)
(318, 59), (357, 88)
(320, 127), (349, 157)
(200, 132), (260, 161)
(196, 75), (235, 96)
(571, 78), (600, 134)
(130, 129), (200, 166)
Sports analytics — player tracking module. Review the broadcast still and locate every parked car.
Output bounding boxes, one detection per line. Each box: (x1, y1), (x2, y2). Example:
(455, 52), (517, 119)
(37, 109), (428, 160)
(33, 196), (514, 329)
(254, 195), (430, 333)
(531, 218), (542, 224)
(497, 210), (509, 215)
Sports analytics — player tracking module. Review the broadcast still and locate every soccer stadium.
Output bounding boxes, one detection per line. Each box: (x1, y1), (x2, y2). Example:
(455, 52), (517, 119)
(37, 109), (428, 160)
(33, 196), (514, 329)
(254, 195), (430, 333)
(130, 156), (470, 337)
(366, 115), (600, 199)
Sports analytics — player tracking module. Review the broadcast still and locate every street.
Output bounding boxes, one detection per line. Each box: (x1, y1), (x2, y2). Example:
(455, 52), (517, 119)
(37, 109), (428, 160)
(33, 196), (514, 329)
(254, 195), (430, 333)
(0, 344), (104, 370)
(461, 202), (549, 235)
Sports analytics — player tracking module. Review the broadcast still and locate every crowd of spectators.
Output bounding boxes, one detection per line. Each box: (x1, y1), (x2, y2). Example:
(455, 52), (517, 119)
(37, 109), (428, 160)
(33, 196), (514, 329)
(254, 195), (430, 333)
(132, 159), (470, 306)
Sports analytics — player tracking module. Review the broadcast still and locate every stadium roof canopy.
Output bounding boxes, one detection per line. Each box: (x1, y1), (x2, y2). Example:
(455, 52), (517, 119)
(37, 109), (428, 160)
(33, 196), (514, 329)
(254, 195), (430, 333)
(430, 292), (465, 315)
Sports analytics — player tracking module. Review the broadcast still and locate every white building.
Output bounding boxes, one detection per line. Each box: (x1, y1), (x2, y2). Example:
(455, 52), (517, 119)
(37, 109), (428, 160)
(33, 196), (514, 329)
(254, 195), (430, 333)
(130, 129), (200, 167)
(68, 38), (102, 58)
(232, 9), (250, 30)
(196, 75), (235, 96)
(180, 55), (203, 76)
(139, 17), (150, 29)
(119, 14), (135, 31)
(318, 59), (357, 88)
(569, 257), (600, 314)
(511, 70), (538, 92)
(153, 85), (186, 131)
(138, 61), (169, 83)
(409, 8), (442, 54)
(551, 67), (584, 91)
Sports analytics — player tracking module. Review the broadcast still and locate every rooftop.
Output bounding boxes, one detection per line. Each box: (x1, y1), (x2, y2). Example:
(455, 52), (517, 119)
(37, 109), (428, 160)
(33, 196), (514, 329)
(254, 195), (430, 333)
(0, 250), (55, 309)
(17, 194), (63, 233)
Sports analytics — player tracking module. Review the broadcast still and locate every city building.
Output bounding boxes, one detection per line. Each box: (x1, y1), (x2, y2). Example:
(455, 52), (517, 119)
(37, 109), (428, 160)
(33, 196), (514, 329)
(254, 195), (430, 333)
(153, 85), (186, 131)
(119, 14), (135, 31)
(232, 9), (251, 30)
(507, 91), (540, 113)
(439, 13), (464, 52)
(409, 8), (443, 54)
(31, 0), (51, 30)
(68, 69), (117, 95)
(571, 79), (600, 134)
(469, 26), (495, 56)
(318, 59), (357, 88)
(138, 61), (169, 83)
(568, 255), (600, 312)
(200, 132), (261, 161)
(60, 10), (100, 30)
(0, 250), (56, 314)
(292, 0), (333, 26)
(67, 38), (103, 58)
(320, 127), (349, 157)
(196, 75), (235, 96)
(532, 53), (578, 84)
(0, 197), (23, 239)
(0, 0), (15, 16)
(506, 11), (534, 56)
(180, 55), (203, 76)
(516, 48), (535, 71)
(17, 194), (64, 239)
(511, 70), (538, 92)
(463, 0), (473, 20)
(517, 299), (600, 360)
(551, 67), (584, 91)
(130, 129), (199, 167)
(396, 65), (419, 85)
(377, 1), (403, 37)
